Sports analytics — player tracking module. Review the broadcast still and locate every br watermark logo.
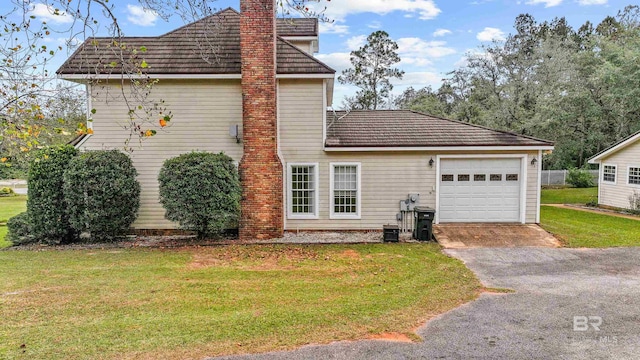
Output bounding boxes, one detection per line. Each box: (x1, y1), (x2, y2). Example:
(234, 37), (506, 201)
(572, 316), (618, 344)
(573, 316), (602, 331)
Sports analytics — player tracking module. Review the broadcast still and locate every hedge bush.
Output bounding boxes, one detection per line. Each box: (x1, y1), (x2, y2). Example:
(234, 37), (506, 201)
(158, 152), (240, 238)
(6, 212), (35, 246)
(566, 167), (595, 188)
(63, 150), (140, 241)
(27, 145), (78, 244)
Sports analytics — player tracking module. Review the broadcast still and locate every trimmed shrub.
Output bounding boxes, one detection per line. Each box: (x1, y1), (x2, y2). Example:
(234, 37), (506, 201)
(6, 212), (35, 246)
(63, 150), (140, 241)
(27, 145), (78, 244)
(158, 152), (240, 238)
(0, 187), (15, 197)
(566, 168), (595, 188)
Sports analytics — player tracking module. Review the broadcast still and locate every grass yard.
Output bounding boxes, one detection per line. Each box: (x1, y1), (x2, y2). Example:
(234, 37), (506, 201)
(0, 244), (481, 360)
(540, 187), (598, 204)
(540, 206), (640, 247)
(0, 195), (26, 223)
(0, 195), (27, 248)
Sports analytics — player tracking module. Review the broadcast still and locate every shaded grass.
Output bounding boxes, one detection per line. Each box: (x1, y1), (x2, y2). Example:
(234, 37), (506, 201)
(540, 206), (640, 247)
(0, 244), (481, 359)
(540, 187), (597, 204)
(0, 227), (9, 248)
(0, 195), (26, 248)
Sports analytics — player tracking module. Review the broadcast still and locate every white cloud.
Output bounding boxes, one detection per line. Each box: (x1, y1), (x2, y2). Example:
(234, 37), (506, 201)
(368, 21), (382, 29)
(346, 35), (367, 50)
(319, 22), (350, 34)
(577, 0), (607, 4)
(525, 0), (563, 7)
(126, 4), (159, 27)
(391, 71), (442, 87)
(30, 4), (73, 24)
(396, 38), (456, 59)
(476, 27), (506, 42)
(432, 28), (452, 37)
(314, 0), (441, 22)
(316, 52), (352, 73)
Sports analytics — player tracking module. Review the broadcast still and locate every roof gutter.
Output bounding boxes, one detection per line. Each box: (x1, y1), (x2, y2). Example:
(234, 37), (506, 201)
(58, 73), (335, 81)
(324, 145), (555, 152)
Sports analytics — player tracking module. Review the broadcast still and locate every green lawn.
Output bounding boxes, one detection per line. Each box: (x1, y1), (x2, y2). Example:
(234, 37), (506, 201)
(540, 187), (598, 204)
(0, 195), (27, 248)
(540, 206), (640, 247)
(0, 195), (26, 223)
(0, 244), (481, 360)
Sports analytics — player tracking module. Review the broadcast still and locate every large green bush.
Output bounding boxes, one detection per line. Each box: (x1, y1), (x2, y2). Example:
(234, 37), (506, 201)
(566, 168), (595, 188)
(6, 212), (35, 245)
(63, 150), (140, 241)
(158, 152), (240, 238)
(27, 145), (78, 244)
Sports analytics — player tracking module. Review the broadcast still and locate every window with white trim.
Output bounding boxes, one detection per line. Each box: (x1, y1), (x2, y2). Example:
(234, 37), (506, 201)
(629, 166), (640, 185)
(603, 165), (616, 183)
(331, 163), (360, 218)
(288, 163), (318, 218)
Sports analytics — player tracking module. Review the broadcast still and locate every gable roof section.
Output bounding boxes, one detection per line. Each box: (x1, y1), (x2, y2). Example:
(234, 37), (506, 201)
(588, 130), (640, 164)
(57, 8), (333, 77)
(277, 18), (318, 37)
(325, 110), (554, 149)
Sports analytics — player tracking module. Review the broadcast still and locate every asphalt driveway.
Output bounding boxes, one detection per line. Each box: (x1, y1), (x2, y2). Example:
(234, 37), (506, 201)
(210, 247), (640, 360)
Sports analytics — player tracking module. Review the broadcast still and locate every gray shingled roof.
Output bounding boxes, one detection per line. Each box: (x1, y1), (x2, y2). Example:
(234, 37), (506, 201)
(277, 18), (318, 37)
(325, 110), (554, 148)
(57, 8), (333, 76)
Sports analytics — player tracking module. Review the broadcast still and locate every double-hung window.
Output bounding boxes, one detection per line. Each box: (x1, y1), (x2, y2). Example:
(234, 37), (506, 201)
(288, 163), (318, 219)
(628, 166), (640, 185)
(330, 163), (361, 219)
(602, 165), (616, 184)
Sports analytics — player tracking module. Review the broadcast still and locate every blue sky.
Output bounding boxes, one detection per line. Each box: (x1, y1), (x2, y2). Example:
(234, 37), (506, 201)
(7, 0), (633, 106)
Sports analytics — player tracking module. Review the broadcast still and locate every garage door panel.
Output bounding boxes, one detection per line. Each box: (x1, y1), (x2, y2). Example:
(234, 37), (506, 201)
(439, 158), (522, 223)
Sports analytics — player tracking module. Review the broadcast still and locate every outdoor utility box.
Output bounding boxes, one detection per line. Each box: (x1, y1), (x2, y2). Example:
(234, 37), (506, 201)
(383, 225), (400, 243)
(413, 206), (435, 241)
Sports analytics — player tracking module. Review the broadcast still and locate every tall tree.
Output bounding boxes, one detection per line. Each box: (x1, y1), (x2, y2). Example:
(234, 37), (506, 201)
(338, 30), (404, 110)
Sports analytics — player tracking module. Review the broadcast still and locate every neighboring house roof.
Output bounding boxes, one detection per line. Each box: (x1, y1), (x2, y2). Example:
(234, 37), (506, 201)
(325, 110), (554, 149)
(57, 8), (333, 77)
(588, 130), (640, 164)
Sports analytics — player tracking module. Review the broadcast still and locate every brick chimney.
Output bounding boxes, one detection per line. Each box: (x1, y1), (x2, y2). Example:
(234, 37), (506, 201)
(239, 0), (284, 240)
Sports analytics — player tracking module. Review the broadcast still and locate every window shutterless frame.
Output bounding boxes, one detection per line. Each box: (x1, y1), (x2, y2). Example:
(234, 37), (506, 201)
(329, 162), (361, 219)
(627, 166), (640, 186)
(602, 164), (617, 184)
(287, 163), (319, 219)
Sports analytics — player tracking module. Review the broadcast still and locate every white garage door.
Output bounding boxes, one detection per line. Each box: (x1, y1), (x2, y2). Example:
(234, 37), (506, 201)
(439, 158), (522, 222)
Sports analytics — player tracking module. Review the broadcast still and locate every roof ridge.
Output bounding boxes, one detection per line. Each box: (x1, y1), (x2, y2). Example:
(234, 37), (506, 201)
(407, 110), (554, 145)
(277, 36), (335, 73)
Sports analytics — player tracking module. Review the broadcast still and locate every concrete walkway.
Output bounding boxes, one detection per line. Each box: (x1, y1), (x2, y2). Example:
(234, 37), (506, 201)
(544, 204), (640, 221)
(209, 247), (640, 360)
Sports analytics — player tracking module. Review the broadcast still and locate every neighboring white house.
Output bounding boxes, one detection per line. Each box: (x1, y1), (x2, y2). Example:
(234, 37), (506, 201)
(588, 130), (640, 210)
(58, 8), (554, 232)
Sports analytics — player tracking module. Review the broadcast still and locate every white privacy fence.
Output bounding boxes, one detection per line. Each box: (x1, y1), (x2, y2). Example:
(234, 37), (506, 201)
(541, 170), (599, 186)
(0, 179), (28, 194)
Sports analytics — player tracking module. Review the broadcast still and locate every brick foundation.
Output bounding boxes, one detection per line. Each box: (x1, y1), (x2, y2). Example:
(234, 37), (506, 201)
(239, 0), (284, 240)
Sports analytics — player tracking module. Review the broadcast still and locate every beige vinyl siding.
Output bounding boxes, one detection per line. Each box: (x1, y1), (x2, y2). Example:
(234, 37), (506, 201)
(279, 79), (542, 229)
(286, 40), (313, 54)
(525, 151), (538, 223)
(598, 140), (640, 209)
(83, 79), (243, 229)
